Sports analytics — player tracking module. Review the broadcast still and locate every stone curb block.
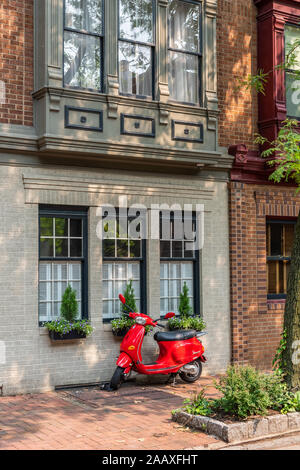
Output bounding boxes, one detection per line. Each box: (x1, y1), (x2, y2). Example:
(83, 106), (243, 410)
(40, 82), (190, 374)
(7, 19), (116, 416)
(172, 411), (300, 443)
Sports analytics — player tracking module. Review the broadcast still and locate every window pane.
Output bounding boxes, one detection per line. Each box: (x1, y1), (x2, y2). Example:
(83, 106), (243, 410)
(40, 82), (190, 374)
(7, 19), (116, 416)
(39, 262), (82, 322)
(64, 31), (101, 90)
(40, 238), (54, 258)
(160, 241), (171, 258)
(169, 0), (200, 53)
(119, 42), (152, 97)
(55, 218), (68, 237)
(117, 239), (129, 257)
(160, 261), (194, 316)
(65, 0), (103, 34)
(285, 25), (300, 70)
(40, 217), (53, 237)
(130, 240), (141, 258)
(103, 239), (116, 258)
(173, 241), (183, 258)
(284, 224), (295, 257)
(70, 219), (82, 237)
(119, 0), (153, 43)
(55, 239), (68, 257)
(70, 239), (82, 257)
(169, 51), (198, 103)
(270, 224), (282, 256)
(286, 72), (300, 118)
(102, 262), (140, 319)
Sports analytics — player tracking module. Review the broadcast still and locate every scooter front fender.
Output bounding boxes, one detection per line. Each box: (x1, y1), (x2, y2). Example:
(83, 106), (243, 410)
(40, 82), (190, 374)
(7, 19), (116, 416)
(116, 352), (132, 369)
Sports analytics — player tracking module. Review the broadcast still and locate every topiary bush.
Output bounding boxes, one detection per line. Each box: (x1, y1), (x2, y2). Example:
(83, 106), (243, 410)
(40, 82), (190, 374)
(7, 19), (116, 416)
(61, 284), (78, 322)
(168, 282), (206, 331)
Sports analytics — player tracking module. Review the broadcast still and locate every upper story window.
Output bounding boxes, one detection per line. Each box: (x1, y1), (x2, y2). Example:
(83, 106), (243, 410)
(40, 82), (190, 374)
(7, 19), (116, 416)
(61, 0), (204, 105)
(118, 0), (155, 99)
(285, 24), (300, 119)
(168, 0), (202, 105)
(64, 0), (104, 91)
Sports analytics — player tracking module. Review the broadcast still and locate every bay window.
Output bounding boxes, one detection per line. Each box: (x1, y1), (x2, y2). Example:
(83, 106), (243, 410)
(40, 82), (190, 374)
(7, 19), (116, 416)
(118, 0), (155, 98)
(38, 207), (88, 324)
(102, 210), (146, 320)
(285, 24), (300, 119)
(168, 0), (202, 104)
(64, 0), (104, 91)
(160, 212), (200, 316)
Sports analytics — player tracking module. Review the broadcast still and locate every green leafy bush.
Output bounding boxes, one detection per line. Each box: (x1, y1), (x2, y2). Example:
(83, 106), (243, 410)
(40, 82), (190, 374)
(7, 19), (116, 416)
(177, 366), (300, 420)
(213, 366), (273, 419)
(168, 315), (206, 331)
(183, 389), (213, 417)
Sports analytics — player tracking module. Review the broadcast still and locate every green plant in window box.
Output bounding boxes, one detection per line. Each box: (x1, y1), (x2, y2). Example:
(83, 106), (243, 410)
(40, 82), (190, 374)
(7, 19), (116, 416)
(45, 284), (93, 340)
(111, 280), (151, 337)
(168, 282), (206, 332)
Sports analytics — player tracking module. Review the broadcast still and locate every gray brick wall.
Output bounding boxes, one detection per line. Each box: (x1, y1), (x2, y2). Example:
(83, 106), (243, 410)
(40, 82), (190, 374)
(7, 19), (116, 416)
(0, 164), (230, 395)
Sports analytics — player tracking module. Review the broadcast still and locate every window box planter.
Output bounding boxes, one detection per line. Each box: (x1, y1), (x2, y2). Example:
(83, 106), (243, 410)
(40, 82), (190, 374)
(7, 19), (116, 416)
(45, 319), (93, 342)
(168, 315), (206, 332)
(112, 327), (130, 338)
(49, 330), (87, 341)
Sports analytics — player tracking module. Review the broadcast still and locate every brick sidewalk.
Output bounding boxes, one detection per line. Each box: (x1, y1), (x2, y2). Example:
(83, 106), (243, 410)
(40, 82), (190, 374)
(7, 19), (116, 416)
(0, 376), (221, 450)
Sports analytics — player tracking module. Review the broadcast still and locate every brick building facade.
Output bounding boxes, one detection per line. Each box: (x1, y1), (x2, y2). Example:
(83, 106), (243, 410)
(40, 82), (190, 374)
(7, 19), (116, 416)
(0, 0), (298, 395)
(228, 0), (300, 369)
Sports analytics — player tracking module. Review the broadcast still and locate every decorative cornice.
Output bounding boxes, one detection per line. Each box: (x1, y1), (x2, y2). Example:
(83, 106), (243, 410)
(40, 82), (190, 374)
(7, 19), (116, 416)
(22, 174), (216, 202)
(36, 134), (233, 169)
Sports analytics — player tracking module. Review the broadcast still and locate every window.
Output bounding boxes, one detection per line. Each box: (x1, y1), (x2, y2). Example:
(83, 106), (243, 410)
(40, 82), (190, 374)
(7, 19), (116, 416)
(168, 0), (201, 104)
(118, 0), (155, 98)
(39, 207), (88, 324)
(285, 24), (300, 119)
(102, 210), (146, 320)
(64, 0), (104, 91)
(267, 221), (296, 299)
(160, 212), (200, 316)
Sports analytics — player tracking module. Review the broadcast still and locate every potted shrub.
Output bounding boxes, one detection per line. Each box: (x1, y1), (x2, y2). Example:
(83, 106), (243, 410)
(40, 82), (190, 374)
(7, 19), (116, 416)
(168, 282), (206, 332)
(45, 284), (93, 341)
(111, 280), (151, 337)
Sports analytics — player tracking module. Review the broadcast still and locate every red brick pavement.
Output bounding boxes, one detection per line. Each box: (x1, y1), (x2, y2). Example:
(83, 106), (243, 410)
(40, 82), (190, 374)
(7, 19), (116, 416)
(0, 376), (221, 450)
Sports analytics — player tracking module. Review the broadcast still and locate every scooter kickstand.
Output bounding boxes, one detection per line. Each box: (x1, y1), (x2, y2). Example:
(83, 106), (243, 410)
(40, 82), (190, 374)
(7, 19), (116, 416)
(167, 373), (177, 386)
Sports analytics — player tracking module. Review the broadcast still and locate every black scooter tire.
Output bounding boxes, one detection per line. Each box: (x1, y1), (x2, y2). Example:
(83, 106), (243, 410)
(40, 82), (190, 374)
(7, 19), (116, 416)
(110, 366), (125, 390)
(179, 359), (202, 383)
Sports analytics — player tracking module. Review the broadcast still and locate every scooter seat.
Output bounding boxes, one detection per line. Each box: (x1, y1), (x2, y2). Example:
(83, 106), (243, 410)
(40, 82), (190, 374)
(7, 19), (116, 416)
(154, 329), (196, 342)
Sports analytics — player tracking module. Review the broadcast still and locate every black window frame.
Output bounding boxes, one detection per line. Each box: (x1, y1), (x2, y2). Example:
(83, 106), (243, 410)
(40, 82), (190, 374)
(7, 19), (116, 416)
(267, 219), (296, 300)
(38, 205), (88, 326)
(102, 208), (147, 321)
(159, 211), (200, 317)
(167, 0), (203, 107)
(284, 22), (300, 120)
(63, 0), (105, 93)
(118, 0), (156, 100)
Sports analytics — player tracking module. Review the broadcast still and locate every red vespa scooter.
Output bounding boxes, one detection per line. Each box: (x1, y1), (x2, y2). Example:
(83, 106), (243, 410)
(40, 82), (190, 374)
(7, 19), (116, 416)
(108, 294), (207, 390)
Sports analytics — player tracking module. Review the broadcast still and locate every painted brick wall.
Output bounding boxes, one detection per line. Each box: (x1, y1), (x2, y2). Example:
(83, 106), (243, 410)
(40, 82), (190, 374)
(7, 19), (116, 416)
(217, 0), (258, 150)
(229, 182), (300, 370)
(0, 0), (34, 126)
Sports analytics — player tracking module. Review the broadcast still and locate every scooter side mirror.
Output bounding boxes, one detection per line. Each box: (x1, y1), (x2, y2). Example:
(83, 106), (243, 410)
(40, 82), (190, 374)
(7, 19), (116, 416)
(164, 312), (175, 319)
(119, 294), (126, 305)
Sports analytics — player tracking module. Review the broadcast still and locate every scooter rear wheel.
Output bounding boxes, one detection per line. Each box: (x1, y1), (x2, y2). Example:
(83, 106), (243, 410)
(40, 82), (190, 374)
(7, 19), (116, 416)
(179, 359), (202, 383)
(110, 366), (125, 390)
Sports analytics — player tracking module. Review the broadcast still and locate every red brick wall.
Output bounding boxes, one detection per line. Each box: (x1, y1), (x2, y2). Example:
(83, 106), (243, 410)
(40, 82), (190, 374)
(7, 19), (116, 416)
(0, 0), (34, 126)
(229, 182), (300, 370)
(217, 0), (258, 150)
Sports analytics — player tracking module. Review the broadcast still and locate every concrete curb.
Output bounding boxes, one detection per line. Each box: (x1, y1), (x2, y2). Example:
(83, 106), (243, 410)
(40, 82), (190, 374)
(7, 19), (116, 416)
(172, 410), (300, 443)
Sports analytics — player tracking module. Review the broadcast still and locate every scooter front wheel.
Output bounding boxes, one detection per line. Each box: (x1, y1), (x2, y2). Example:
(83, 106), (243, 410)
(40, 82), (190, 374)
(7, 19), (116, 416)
(179, 359), (202, 383)
(110, 366), (125, 390)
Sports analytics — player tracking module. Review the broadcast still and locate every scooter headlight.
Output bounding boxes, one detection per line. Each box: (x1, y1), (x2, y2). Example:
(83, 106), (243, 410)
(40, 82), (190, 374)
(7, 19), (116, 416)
(135, 317), (146, 325)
